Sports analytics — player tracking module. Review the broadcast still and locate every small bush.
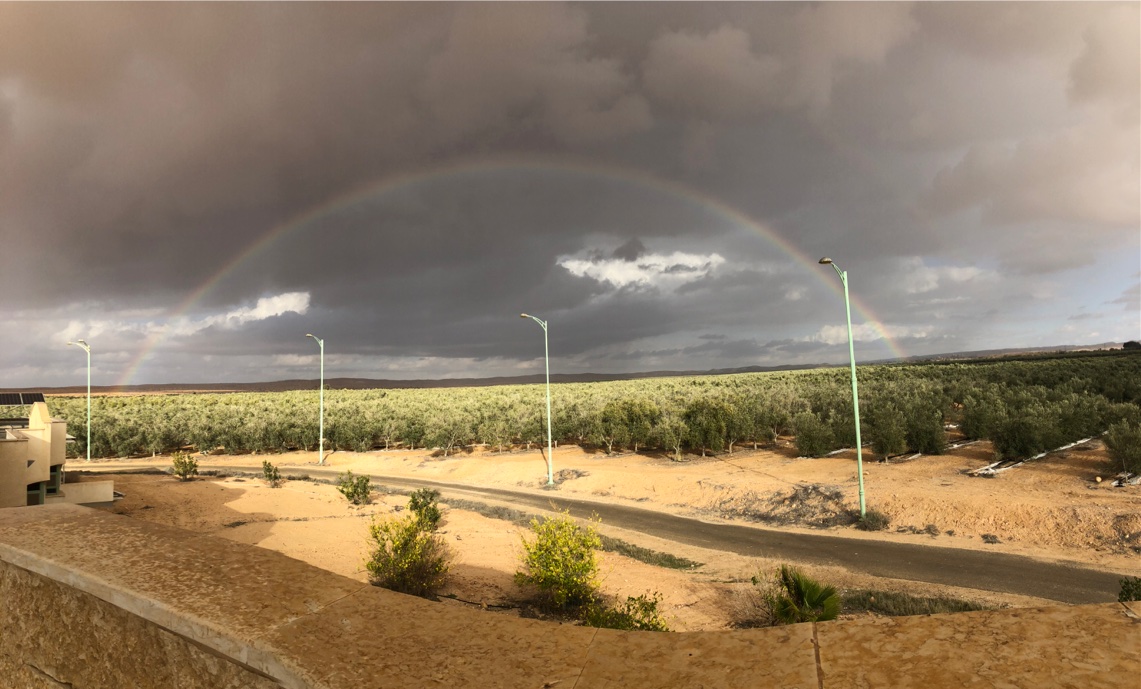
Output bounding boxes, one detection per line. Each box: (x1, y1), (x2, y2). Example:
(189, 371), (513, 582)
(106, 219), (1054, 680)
(364, 514), (451, 597)
(408, 488), (442, 530)
(1118, 576), (1141, 602)
(337, 471), (371, 505)
(515, 512), (601, 612)
(857, 508), (891, 531)
(584, 593), (670, 632)
(171, 452), (198, 481)
(794, 412), (835, 457)
(1105, 421), (1141, 474)
(262, 460), (281, 487)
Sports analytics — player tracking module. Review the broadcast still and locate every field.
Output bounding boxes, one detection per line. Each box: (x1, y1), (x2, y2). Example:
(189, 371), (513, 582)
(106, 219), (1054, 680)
(42, 351), (1141, 468)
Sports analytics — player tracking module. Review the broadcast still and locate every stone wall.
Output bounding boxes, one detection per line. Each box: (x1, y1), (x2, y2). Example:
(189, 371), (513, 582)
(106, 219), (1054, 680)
(0, 561), (280, 689)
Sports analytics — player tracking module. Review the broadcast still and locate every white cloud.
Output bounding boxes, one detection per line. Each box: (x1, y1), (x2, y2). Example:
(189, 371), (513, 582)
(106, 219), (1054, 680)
(898, 257), (988, 294)
(559, 251), (725, 292)
(53, 291), (311, 343)
(810, 323), (931, 346)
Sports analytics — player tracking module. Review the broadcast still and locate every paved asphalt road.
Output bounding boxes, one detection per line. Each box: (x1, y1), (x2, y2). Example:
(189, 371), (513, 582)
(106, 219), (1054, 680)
(93, 463), (1129, 605)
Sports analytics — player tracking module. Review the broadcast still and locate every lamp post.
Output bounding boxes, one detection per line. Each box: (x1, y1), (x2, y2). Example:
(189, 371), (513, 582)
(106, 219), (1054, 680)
(66, 339), (91, 462)
(520, 313), (554, 486)
(306, 334), (325, 465)
(818, 258), (866, 518)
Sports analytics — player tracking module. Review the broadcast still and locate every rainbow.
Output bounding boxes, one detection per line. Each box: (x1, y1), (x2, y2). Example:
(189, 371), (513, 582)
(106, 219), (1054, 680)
(116, 155), (904, 386)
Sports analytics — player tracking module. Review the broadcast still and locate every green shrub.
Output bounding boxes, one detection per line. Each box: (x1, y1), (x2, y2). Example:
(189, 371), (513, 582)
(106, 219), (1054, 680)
(905, 405), (947, 455)
(408, 488), (442, 530)
(857, 508), (891, 532)
(171, 452), (198, 481)
(261, 459), (281, 487)
(794, 412), (834, 457)
(584, 592), (670, 631)
(768, 564), (840, 624)
(515, 512), (601, 612)
(1119, 576), (1141, 602)
(364, 514), (451, 597)
(1105, 421), (1141, 474)
(869, 405), (907, 458)
(337, 470), (371, 505)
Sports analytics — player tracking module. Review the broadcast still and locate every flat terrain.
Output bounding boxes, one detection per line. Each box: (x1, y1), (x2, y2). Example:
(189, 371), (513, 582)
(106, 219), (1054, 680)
(80, 438), (1138, 631)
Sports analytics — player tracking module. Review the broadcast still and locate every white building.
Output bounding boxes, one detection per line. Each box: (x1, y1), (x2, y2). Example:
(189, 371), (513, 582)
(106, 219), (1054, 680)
(0, 399), (113, 508)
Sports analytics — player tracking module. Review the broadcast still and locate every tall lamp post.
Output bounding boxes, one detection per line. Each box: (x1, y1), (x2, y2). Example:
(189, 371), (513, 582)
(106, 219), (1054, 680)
(66, 339), (92, 462)
(818, 258), (866, 518)
(520, 313), (554, 486)
(306, 333), (326, 465)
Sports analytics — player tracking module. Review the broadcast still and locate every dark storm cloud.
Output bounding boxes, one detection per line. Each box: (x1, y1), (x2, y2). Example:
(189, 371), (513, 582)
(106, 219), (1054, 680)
(0, 2), (1137, 386)
(612, 239), (646, 262)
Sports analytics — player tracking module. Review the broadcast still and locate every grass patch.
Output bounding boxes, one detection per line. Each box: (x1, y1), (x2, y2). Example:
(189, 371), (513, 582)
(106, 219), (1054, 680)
(442, 498), (533, 526)
(842, 589), (988, 617)
(597, 535), (702, 570)
(441, 498), (701, 570)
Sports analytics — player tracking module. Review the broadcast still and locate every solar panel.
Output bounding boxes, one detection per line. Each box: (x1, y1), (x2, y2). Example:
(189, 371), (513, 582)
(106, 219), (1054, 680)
(0, 393), (22, 405)
(20, 393), (45, 404)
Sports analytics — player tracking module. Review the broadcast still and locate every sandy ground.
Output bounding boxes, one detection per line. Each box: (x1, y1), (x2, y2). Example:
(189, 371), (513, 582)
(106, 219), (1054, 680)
(81, 438), (1137, 632)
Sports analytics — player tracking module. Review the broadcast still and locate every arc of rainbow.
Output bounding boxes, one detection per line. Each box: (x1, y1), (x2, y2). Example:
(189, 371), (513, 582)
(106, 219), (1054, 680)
(116, 155), (904, 386)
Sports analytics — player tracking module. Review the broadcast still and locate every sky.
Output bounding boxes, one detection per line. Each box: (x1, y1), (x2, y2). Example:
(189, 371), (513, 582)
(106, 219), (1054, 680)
(0, 2), (1138, 388)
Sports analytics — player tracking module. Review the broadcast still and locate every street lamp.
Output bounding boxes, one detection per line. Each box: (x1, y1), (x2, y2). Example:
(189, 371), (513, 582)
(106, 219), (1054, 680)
(66, 339), (91, 462)
(306, 333), (326, 465)
(520, 313), (555, 486)
(819, 258), (866, 518)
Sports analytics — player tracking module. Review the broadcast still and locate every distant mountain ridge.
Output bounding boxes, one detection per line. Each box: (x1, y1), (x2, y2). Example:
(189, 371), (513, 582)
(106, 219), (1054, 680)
(4, 342), (1127, 395)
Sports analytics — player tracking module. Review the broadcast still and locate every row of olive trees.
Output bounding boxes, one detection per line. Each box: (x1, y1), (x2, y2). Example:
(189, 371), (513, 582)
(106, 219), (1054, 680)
(47, 351), (1141, 461)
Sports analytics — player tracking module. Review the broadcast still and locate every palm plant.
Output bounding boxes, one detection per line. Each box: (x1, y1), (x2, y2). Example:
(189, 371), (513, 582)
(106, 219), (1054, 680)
(771, 565), (840, 624)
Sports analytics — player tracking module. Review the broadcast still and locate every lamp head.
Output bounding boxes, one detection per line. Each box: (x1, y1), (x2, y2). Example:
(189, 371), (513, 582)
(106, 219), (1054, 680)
(306, 333), (315, 338)
(818, 257), (833, 265)
(520, 313), (529, 319)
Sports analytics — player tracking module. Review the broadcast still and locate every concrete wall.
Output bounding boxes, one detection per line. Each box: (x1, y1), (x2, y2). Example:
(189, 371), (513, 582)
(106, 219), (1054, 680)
(0, 434), (27, 508)
(0, 504), (1137, 689)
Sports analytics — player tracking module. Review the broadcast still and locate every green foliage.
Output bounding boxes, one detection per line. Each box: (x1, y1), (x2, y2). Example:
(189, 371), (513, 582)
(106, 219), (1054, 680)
(869, 404), (907, 458)
(683, 397), (731, 456)
(336, 470), (371, 505)
(261, 459), (281, 487)
(793, 412), (834, 457)
(857, 508), (891, 531)
(763, 564), (840, 624)
(45, 350), (1141, 462)
(904, 403), (947, 455)
(364, 514), (451, 597)
(408, 488), (442, 530)
(515, 512), (601, 612)
(842, 589), (986, 616)
(595, 400), (633, 454)
(1105, 421), (1141, 474)
(583, 592), (670, 631)
(1119, 576), (1141, 602)
(170, 452), (198, 480)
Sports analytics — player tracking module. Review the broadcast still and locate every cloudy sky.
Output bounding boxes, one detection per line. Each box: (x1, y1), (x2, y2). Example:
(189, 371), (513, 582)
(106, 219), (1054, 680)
(1, 2), (1138, 387)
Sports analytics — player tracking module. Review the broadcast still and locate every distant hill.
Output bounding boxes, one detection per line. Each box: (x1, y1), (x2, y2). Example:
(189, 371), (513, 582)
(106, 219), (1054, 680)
(3, 342), (1128, 396)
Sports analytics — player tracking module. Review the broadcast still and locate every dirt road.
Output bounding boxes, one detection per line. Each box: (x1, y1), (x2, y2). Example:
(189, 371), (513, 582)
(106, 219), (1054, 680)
(89, 463), (1128, 604)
